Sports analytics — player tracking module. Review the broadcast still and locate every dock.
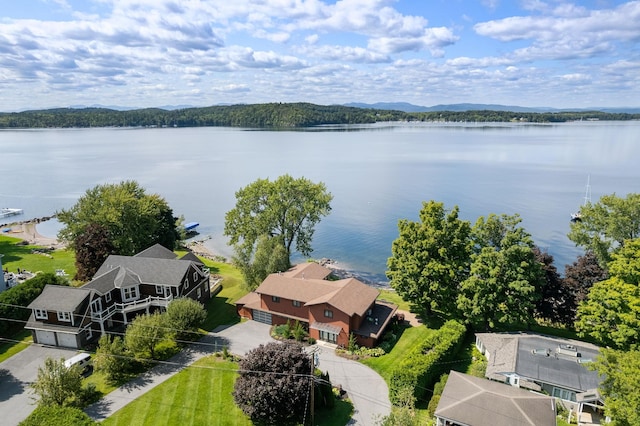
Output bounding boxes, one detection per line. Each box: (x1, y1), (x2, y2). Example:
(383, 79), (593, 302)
(0, 208), (23, 219)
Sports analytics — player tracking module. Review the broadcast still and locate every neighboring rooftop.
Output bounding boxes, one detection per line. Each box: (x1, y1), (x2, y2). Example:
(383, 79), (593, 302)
(28, 285), (90, 312)
(477, 332), (601, 392)
(435, 371), (557, 426)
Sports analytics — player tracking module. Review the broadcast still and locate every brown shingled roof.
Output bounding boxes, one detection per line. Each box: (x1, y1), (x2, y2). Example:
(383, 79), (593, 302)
(281, 262), (332, 280)
(255, 272), (378, 317)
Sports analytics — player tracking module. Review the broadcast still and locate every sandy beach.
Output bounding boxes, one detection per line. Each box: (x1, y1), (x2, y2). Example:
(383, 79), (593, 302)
(0, 221), (63, 248)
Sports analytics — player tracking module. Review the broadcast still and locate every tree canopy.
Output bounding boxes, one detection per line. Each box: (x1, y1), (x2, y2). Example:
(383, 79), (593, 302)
(73, 223), (115, 281)
(233, 342), (311, 425)
(57, 181), (180, 257)
(31, 357), (84, 407)
(592, 348), (640, 426)
(387, 201), (471, 318)
(568, 193), (640, 267)
(224, 174), (332, 268)
(576, 239), (640, 350)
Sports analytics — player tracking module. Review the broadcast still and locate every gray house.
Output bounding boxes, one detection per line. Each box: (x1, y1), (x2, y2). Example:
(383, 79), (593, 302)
(435, 371), (557, 426)
(25, 244), (211, 348)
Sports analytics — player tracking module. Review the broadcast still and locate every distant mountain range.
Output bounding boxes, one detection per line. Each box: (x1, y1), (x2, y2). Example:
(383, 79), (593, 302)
(343, 102), (640, 114)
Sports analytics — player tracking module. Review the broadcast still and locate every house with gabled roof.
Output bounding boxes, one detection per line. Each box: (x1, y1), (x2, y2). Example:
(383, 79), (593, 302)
(25, 244), (211, 348)
(434, 371), (557, 426)
(236, 263), (397, 348)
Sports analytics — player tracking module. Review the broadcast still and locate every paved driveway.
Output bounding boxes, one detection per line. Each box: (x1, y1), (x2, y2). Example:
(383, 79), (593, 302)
(0, 344), (78, 426)
(217, 321), (391, 425)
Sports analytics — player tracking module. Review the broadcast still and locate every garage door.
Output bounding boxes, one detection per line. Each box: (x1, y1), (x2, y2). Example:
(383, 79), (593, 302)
(35, 330), (56, 346)
(253, 310), (272, 325)
(56, 332), (78, 349)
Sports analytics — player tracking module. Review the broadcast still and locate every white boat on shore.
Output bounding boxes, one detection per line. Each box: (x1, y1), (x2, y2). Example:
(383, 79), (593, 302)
(0, 208), (23, 219)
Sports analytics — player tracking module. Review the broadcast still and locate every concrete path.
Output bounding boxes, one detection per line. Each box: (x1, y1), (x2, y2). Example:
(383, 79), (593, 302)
(0, 344), (77, 426)
(86, 321), (391, 425)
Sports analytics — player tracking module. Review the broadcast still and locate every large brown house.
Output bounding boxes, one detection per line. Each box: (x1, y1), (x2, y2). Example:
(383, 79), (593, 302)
(236, 263), (397, 348)
(25, 244), (211, 348)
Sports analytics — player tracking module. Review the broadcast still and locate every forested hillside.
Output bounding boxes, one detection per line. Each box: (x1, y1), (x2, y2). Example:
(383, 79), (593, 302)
(0, 103), (638, 128)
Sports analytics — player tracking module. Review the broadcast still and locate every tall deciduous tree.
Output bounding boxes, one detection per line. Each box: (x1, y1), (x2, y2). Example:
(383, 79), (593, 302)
(57, 180), (180, 256)
(31, 357), (83, 407)
(233, 342), (311, 425)
(387, 201), (472, 318)
(73, 223), (115, 281)
(224, 175), (332, 266)
(533, 247), (575, 326)
(238, 234), (291, 290)
(568, 192), (640, 267)
(457, 214), (543, 330)
(164, 297), (207, 341)
(592, 349), (640, 426)
(563, 251), (608, 305)
(93, 335), (132, 384)
(575, 239), (640, 350)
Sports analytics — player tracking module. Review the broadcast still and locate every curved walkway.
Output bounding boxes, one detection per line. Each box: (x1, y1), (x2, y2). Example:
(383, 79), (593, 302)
(86, 321), (391, 425)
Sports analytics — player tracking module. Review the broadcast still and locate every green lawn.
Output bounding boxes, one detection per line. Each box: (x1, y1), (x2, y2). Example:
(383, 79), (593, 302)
(377, 289), (411, 311)
(361, 325), (435, 380)
(0, 235), (77, 280)
(0, 329), (32, 362)
(102, 357), (251, 426)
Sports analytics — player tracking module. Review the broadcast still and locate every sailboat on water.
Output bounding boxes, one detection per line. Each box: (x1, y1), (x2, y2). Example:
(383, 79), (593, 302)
(571, 175), (592, 222)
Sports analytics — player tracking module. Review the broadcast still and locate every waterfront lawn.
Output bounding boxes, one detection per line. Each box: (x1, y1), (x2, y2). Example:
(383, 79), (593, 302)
(0, 235), (76, 279)
(102, 357), (251, 426)
(198, 259), (247, 331)
(377, 289), (411, 311)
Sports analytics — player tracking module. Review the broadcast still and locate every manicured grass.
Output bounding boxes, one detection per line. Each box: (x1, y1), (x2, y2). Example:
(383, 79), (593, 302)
(199, 260), (248, 331)
(0, 329), (32, 362)
(377, 289), (411, 311)
(361, 325), (435, 380)
(102, 356), (251, 426)
(0, 235), (77, 279)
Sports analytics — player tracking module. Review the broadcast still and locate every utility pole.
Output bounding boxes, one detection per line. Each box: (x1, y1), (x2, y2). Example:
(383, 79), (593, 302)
(307, 347), (321, 426)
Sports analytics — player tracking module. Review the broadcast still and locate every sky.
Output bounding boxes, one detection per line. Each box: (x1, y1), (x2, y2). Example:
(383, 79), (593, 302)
(1, 0), (639, 111)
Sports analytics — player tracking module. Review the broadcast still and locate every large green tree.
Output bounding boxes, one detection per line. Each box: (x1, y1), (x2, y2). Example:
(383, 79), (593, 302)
(224, 175), (332, 266)
(73, 223), (115, 281)
(457, 214), (543, 330)
(568, 192), (640, 267)
(575, 239), (640, 350)
(592, 349), (640, 426)
(57, 180), (180, 257)
(238, 234), (291, 290)
(124, 312), (173, 359)
(387, 201), (472, 318)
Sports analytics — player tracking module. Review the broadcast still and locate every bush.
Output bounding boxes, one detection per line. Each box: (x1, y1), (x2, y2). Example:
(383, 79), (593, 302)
(164, 298), (206, 341)
(19, 405), (96, 426)
(389, 320), (466, 405)
(94, 335), (133, 384)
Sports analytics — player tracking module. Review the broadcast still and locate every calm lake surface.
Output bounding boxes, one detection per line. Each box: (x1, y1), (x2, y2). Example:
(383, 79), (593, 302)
(1, 121), (638, 284)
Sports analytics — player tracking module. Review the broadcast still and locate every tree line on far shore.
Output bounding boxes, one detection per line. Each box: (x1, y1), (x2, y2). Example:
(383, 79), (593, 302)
(1, 103), (639, 129)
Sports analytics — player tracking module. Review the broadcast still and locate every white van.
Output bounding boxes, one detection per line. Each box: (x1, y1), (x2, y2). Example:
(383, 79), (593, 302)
(64, 353), (92, 374)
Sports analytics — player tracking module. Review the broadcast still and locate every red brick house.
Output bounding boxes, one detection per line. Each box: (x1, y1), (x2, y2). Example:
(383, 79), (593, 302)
(25, 244), (211, 348)
(236, 263), (397, 348)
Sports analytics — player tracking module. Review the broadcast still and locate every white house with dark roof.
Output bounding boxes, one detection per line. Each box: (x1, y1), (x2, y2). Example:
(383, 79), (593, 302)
(25, 244), (211, 348)
(435, 371), (557, 426)
(236, 262), (397, 348)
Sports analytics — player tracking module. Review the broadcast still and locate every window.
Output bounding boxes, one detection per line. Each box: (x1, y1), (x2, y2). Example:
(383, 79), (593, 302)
(183, 280), (189, 290)
(272, 296), (280, 303)
(193, 271), (198, 281)
(319, 330), (337, 344)
(197, 287), (202, 299)
(105, 292), (112, 302)
(34, 309), (47, 320)
(552, 387), (577, 402)
(57, 311), (71, 322)
(86, 328), (93, 340)
(122, 286), (139, 302)
(324, 309), (333, 318)
(156, 285), (164, 295)
(292, 300), (301, 307)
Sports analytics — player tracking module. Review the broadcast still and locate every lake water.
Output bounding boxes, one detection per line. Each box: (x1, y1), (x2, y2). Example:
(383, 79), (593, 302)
(1, 121), (638, 284)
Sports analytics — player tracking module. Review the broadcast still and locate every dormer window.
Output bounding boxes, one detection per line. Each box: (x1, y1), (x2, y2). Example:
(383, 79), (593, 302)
(122, 286), (139, 302)
(57, 311), (71, 322)
(193, 271), (198, 281)
(35, 309), (47, 320)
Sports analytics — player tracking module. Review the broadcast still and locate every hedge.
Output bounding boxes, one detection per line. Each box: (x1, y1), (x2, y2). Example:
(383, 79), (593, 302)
(388, 320), (466, 405)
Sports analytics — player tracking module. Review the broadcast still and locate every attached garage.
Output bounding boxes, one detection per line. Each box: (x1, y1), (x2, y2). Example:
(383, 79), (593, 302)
(56, 332), (79, 349)
(252, 310), (272, 325)
(35, 330), (57, 346)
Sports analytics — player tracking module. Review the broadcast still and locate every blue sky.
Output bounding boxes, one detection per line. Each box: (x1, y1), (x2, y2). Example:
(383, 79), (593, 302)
(1, 0), (639, 111)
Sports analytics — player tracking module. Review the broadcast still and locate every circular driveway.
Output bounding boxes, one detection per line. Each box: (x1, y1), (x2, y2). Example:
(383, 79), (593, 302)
(217, 321), (391, 425)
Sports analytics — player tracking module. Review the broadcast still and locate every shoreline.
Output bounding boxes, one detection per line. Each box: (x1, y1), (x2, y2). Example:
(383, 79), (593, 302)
(0, 217), (64, 248)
